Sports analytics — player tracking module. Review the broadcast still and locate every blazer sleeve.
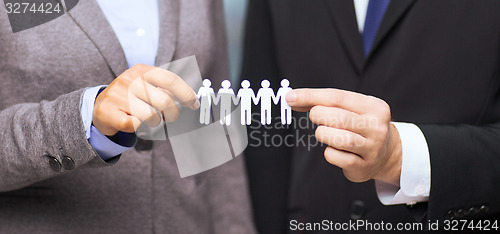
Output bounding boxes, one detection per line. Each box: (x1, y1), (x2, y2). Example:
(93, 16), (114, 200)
(417, 122), (500, 221)
(0, 89), (116, 192)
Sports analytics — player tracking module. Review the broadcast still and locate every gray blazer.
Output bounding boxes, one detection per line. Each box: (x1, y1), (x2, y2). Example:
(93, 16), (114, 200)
(0, 0), (256, 233)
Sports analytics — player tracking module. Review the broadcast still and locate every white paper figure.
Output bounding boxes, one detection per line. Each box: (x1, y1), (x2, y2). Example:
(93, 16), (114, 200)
(254, 79), (276, 125)
(236, 80), (256, 125)
(213, 80), (239, 126)
(196, 79), (215, 125)
(273, 79), (293, 125)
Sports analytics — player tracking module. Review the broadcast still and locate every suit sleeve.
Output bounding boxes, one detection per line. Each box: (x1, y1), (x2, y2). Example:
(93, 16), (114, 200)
(0, 89), (116, 192)
(417, 122), (500, 220)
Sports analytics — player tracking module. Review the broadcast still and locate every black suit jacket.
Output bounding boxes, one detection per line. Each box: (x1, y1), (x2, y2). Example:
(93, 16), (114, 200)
(242, 0), (500, 233)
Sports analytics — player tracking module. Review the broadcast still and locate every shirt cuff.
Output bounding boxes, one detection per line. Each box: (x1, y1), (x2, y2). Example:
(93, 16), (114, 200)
(82, 86), (107, 139)
(89, 125), (134, 161)
(81, 85), (134, 161)
(375, 122), (431, 205)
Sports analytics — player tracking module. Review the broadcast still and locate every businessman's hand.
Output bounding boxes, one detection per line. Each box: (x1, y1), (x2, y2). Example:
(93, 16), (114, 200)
(286, 89), (402, 186)
(93, 64), (200, 136)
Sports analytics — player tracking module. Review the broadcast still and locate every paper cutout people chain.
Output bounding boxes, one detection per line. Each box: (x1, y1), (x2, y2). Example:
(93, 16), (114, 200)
(213, 80), (239, 126)
(196, 79), (215, 125)
(275, 79), (293, 125)
(237, 80), (255, 125)
(255, 80), (274, 125)
(197, 79), (292, 126)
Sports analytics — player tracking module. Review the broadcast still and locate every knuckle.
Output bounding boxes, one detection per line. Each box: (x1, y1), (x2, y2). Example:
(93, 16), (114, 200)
(116, 74), (134, 86)
(379, 103), (391, 117)
(339, 112), (349, 125)
(345, 135), (356, 148)
(374, 125), (389, 137)
(118, 117), (132, 131)
(106, 89), (121, 100)
(364, 116), (379, 129)
(371, 97), (391, 117)
(301, 88), (312, 104)
(356, 137), (368, 147)
(330, 92), (344, 106)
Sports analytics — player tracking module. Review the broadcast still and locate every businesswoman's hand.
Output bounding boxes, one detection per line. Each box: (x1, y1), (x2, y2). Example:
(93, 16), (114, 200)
(286, 89), (402, 186)
(93, 64), (200, 136)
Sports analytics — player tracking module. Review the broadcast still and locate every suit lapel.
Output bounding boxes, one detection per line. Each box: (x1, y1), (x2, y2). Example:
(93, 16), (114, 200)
(369, 0), (417, 59)
(324, 0), (365, 73)
(155, 0), (180, 66)
(61, 0), (128, 78)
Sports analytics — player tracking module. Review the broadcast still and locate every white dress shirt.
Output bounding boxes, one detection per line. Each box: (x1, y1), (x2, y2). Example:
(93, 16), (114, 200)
(80, 0), (159, 160)
(354, 0), (431, 205)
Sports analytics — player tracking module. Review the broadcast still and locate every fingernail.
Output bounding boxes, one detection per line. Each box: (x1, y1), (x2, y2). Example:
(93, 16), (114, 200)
(193, 99), (200, 109)
(286, 90), (297, 104)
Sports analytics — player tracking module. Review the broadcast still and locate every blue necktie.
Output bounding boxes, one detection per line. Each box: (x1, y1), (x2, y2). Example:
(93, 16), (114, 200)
(362, 0), (391, 57)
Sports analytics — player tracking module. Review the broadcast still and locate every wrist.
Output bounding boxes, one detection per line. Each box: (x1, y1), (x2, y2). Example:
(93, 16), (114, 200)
(375, 123), (402, 186)
(92, 87), (119, 136)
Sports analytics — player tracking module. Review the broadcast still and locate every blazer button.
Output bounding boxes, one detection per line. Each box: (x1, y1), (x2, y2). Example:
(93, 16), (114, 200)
(62, 156), (75, 170)
(45, 153), (61, 172)
(59, 148), (75, 170)
(467, 207), (480, 216)
(479, 205), (489, 213)
(445, 210), (454, 220)
(135, 138), (154, 152)
(350, 200), (365, 220)
(454, 209), (466, 218)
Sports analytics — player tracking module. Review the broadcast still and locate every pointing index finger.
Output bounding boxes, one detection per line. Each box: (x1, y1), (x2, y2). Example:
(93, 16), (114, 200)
(143, 67), (200, 110)
(285, 88), (374, 115)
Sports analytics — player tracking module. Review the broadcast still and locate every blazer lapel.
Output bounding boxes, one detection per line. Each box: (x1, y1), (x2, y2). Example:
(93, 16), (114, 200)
(155, 0), (180, 66)
(369, 0), (417, 59)
(324, 0), (365, 74)
(60, 0), (128, 78)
